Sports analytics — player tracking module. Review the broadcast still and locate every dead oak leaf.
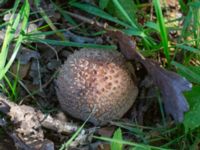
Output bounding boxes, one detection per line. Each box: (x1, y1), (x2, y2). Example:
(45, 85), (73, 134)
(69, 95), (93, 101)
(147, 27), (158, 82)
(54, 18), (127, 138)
(109, 31), (192, 122)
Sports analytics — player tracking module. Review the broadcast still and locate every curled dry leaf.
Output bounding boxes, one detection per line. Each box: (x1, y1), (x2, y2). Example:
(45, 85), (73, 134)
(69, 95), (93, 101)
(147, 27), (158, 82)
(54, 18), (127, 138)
(108, 31), (192, 122)
(16, 47), (40, 65)
(10, 47), (40, 79)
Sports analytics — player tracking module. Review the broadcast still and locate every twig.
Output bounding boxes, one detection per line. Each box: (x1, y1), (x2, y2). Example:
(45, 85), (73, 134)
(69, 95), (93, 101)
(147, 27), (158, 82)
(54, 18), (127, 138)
(0, 95), (84, 149)
(0, 95), (80, 134)
(66, 11), (110, 30)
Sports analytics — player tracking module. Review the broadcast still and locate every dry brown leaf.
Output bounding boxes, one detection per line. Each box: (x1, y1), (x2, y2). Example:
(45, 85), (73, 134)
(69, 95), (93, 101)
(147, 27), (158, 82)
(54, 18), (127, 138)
(108, 31), (192, 122)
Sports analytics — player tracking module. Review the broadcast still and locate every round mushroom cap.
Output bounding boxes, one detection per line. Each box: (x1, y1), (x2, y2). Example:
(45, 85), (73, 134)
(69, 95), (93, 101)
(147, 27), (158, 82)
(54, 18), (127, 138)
(56, 48), (138, 125)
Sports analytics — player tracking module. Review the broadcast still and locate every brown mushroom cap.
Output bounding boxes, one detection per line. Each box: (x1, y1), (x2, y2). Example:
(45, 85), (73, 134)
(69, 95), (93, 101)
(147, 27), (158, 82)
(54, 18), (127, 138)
(56, 48), (138, 125)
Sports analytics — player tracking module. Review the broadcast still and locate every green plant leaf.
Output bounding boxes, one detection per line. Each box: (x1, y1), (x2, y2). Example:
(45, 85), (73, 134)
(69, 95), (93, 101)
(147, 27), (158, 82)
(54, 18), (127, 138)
(110, 0), (137, 28)
(189, 1), (200, 8)
(178, 66), (200, 84)
(172, 61), (200, 84)
(176, 44), (200, 55)
(0, 0), (30, 81)
(181, 7), (192, 39)
(99, 0), (110, 9)
(70, 2), (131, 28)
(184, 86), (200, 132)
(111, 128), (123, 150)
(178, 0), (188, 13)
(0, 0), (21, 71)
(59, 111), (92, 150)
(36, 6), (65, 40)
(51, 1), (77, 26)
(70, 2), (155, 48)
(93, 135), (168, 150)
(153, 0), (170, 63)
(145, 21), (160, 32)
(26, 38), (116, 49)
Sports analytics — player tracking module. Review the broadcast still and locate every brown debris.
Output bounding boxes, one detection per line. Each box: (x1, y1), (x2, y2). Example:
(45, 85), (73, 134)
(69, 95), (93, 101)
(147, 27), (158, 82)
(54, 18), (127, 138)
(0, 95), (81, 149)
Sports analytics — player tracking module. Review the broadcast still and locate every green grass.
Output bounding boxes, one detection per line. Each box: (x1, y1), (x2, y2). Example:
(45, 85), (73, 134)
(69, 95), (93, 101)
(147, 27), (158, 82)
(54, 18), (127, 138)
(3, 68), (20, 101)
(0, 0), (23, 74)
(69, 1), (156, 49)
(0, 0), (30, 101)
(59, 111), (93, 150)
(59, 121), (86, 150)
(153, 0), (170, 64)
(35, 4), (66, 40)
(93, 135), (170, 150)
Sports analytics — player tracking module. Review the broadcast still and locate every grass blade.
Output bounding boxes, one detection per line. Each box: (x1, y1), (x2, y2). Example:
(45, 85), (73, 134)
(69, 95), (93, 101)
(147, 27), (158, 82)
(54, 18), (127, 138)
(153, 0), (170, 63)
(111, 128), (123, 150)
(112, 0), (137, 28)
(26, 38), (116, 49)
(51, 1), (77, 26)
(59, 111), (94, 150)
(70, 2), (132, 28)
(172, 61), (200, 84)
(93, 135), (169, 150)
(0, 0), (30, 80)
(176, 44), (200, 55)
(70, 2), (155, 47)
(0, 0), (21, 71)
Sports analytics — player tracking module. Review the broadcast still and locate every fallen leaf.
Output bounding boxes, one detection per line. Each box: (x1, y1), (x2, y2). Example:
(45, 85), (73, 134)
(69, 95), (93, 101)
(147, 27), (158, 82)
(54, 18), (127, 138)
(11, 63), (31, 79)
(109, 31), (192, 122)
(16, 47), (40, 65)
(97, 127), (116, 137)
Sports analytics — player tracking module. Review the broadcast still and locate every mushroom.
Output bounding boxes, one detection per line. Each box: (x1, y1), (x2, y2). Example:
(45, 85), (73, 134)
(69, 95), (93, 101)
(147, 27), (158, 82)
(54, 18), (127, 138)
(56, 48), (138, 125)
